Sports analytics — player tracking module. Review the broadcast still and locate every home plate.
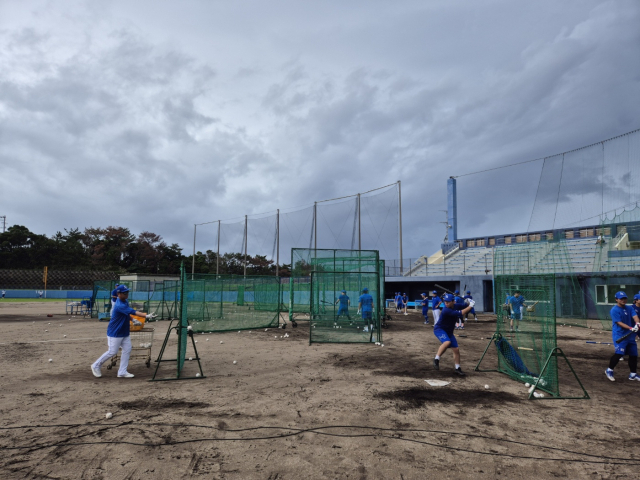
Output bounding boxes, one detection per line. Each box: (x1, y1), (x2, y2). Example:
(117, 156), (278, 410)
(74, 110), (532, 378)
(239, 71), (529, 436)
(424, 380), (450, 387)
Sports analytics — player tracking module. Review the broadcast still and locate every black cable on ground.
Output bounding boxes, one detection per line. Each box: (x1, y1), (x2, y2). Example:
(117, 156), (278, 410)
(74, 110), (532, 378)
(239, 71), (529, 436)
(1, 422), (639, 465)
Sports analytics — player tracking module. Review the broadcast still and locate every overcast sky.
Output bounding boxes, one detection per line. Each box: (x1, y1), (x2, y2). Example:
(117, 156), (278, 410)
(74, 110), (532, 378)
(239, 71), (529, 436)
(1, 0), (639, 261)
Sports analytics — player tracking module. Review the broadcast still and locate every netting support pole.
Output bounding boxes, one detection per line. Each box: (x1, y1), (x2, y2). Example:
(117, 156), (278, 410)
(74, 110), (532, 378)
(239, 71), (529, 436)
(192, 224), (196, 277)
(528, 347), (590, 400)
(216, 220), (220, 275)
(474, 333), (500, 372)
(244, 215), (248, 277)
(276, 209), (280, 277)
(314, 202), (317, 252)
(357, 193), (361, 250)
(398, 180), (403, 273)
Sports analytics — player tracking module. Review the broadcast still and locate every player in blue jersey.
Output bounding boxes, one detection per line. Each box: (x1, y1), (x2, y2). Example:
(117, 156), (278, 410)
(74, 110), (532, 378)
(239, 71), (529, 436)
(359, 287), (375, 334)
(402, 293), (409, 315)
(605, 292), (640, 382)
(420, 293), (429, 325)
(433, 293), (475, 376)
(91, 285), (155, 378)
(463, 290), (478, 322)
(335, 290), (351, 320)
(394, 292), (402, 313)
(453, 290), (464, 329)
(431, 290), (442, 325)
(110, 284), (120, 316)
(508, 291), (526, 332)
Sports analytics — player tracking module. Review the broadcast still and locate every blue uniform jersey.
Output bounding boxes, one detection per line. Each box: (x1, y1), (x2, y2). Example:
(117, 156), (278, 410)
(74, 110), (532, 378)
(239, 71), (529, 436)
(432, 296), (442, 310)
(107, 298), (136, 337)
(438, 305), (464, 333)
(421, 297), (429, 312)
(610, 305), (638, 341)
(111, 288), (118, 301)
(402, 295), (408, 305)
(509, 296), (525, 311)
(338, 294), (349, 307)
(464, 294), (472, 301)
(395, 294), (403, 305)
(359, 294), (374, 312)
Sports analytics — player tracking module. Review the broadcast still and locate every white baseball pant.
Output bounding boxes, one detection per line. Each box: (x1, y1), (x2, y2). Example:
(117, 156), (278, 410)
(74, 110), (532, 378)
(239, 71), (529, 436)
(93, 336), (132, 376)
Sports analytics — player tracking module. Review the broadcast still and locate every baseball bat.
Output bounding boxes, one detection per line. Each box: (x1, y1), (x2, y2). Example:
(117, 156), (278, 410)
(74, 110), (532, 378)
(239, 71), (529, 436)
(434, 284), (455, 295)
(586, 341), (614, 345)
(615, 329), (637, 343)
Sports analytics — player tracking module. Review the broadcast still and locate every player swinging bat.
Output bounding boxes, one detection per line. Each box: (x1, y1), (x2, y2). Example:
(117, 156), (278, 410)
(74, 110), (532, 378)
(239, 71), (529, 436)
(604, 292), (640, 382)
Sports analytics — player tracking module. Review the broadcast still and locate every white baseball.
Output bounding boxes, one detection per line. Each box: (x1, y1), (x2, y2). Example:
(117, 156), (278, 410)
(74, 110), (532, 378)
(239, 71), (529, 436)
(187, 326), (192, 331)
(233, 360), (237, 364)
(105, 412), (113, 419)
(189, 357), (193, 361)
(220, 341), (223, 344)
(484, 385), (489, 389)
(524, 383), (530, 388)
(195, 340), (197, 343)
(63, 335), (67, 338)
(196, 373), (201, 377)
(381, 344), (384, 347)
(45, 330), (48, 332)
(48, 358), (52, 362)
(206, 339), (209, 341)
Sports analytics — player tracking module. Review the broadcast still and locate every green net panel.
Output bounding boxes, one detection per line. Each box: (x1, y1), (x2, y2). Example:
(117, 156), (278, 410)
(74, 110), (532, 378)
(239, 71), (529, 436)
(494, 274), (559, 396)
(181, 274), (280, 333)
(146, 280), (180, 320)
(289, 248), (381, 322)
(310, 270), (381, 344)
(493, 240), (588, 327)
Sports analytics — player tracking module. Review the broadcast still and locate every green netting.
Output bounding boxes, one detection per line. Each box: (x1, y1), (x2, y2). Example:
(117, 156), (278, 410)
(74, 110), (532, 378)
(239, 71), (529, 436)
(494, 274), (559, 396)
(181, 274), (280, 332)
(147, 280), (179, 320)
(310, 270), (381, 344)
(90, 280), (152, 318)
(493, 240), (588, 327)
(289, 248), (381, 322)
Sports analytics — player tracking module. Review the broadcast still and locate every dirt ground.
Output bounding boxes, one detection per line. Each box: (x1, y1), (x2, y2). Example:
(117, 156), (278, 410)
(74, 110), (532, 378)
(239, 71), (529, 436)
(1, 301), (639, 479)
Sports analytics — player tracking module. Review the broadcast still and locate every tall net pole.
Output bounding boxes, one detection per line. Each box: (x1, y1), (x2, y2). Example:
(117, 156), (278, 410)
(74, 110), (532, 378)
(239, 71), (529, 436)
(243, 215), (248, 277)
(192, 224), (197, 276)
(276, 209), (280, 277)
(357, 193), (361, 250)
(216, 220), (220, 275)
(314, 202), (317, 252)
(398, 180), (403, 273)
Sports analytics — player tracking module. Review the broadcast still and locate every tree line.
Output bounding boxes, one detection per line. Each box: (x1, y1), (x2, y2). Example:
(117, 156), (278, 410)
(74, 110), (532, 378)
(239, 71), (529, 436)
(0, 225), (291, 276)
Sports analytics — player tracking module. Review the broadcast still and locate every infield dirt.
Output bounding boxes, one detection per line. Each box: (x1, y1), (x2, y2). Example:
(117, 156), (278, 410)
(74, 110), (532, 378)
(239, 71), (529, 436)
(0, 301), (638, 479)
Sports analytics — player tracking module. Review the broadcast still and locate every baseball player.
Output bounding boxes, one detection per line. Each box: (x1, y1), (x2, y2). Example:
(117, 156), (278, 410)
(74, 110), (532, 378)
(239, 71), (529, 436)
(420, 293), (429, 325)
(453, 290), (464, 329)
(463, 290), (478, 322)
(359, 287), (375, 334)
(394, 292), (402, 313)
(1, 290), (5, 299)
(433, 293), (475, 376)
(110, 284), (120, 316)
(91, 285), (155, 378)
(335, 290), (351, 320)
(508, 291), (526, 332)
(402, 293), (409, 315)
(605, 291), (640, 382)
(431, 291), (442, 325)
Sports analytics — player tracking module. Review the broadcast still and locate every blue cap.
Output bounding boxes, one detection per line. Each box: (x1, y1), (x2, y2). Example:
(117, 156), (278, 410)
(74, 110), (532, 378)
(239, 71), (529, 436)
(443, 293), (455, 302)
(466, 290), (471, 294)
(341, 290), (346, 293)
(432, 290), (437, 294)
(421, 293), (426, 296)
(634, 294), (640, 301)
(116, 285), (130, 293)
(454, 290), (459, 294)
(363, 287), (369, 293)
(615, 291), (627, 299)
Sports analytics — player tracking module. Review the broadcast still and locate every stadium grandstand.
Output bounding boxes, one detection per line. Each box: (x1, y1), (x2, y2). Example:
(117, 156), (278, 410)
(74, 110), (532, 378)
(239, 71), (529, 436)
(385, 128), (640, 326)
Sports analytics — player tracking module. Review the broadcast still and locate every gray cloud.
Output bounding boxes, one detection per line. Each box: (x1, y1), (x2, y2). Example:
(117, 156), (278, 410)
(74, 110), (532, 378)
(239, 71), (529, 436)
(0, 0), (639, 263)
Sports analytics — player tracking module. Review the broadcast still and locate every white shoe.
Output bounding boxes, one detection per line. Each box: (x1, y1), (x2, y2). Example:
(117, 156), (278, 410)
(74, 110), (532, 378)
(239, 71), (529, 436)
(117, 372), (135, 378)
(91, 365), (102, 378)
(403, 313), (408, 316)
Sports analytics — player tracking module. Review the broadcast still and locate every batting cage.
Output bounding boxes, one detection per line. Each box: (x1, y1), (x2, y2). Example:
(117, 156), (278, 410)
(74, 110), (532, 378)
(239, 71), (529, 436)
(309, 270), (381, 344)
(476, 274), (588, 399)
(492, 240), (589, 328)
(146, 280), (180, 320)
(289, 248), (383, 325)
(180, 273), (281, 333)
